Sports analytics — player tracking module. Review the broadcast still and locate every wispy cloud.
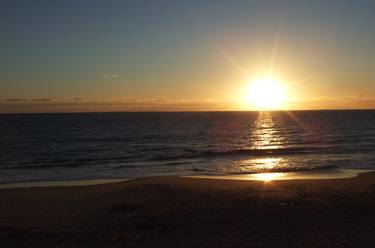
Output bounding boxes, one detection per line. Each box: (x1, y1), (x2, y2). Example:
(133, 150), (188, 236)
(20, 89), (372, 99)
(4, 98), (27, 102)
(31, 98), (52, 102)
(288, 95), (375, 110)
(1, 95), (375, 113)
(0, 98), (235, 113)
(104, 74), (120, 79)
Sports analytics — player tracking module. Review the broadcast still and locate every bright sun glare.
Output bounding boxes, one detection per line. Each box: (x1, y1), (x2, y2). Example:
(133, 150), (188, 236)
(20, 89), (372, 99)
(244, 76), (286, 110)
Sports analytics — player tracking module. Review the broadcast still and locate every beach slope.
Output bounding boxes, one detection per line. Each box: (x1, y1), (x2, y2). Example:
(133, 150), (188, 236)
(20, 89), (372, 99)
(1, 172), (375, 247)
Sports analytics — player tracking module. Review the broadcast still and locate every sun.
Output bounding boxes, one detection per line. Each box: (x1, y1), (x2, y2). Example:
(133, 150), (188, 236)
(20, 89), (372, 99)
(244, 76), (286, 110)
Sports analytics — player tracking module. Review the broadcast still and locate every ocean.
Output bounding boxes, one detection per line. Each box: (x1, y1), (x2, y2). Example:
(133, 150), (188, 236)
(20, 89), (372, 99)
(0, 110), (374, 184)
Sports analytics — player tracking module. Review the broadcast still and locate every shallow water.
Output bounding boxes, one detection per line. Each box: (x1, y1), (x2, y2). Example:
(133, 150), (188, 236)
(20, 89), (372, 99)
(0, 178), (127, 189)
(1, 110), (375, 183)
(186, 169), (371, 182)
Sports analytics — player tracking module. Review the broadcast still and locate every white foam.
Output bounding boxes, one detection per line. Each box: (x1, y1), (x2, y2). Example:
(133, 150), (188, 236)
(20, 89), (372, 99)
(183, 169), (372, 182)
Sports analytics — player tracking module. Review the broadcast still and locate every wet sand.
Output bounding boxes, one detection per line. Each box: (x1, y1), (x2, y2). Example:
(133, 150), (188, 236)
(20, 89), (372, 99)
(1, 171), (375, 247)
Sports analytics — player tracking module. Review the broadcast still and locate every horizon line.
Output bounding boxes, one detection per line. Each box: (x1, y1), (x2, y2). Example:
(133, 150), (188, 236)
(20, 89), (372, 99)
(1, 108), (375, 115)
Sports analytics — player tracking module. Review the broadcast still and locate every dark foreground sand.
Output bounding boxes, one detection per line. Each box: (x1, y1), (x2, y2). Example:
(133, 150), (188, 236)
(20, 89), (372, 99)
(1, 172), (375, 247)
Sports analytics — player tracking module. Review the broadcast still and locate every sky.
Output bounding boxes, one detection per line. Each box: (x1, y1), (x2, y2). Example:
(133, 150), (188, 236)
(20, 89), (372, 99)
(1, 0), (375, 112)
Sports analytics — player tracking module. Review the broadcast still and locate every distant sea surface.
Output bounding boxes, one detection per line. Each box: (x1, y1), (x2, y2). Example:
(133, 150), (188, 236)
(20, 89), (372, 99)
(1, 111), (375, 184)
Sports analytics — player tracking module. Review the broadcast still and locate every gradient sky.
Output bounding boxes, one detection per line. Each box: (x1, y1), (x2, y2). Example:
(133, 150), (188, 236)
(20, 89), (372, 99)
(1, 0), (375, 112)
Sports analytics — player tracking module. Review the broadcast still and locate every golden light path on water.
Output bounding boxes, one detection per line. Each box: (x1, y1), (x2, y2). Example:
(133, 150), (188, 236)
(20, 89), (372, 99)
(251, 111), (285, 150)
(186, 111), (370, 182)
(212, 111), (371, 182)
(238, 111), (286, 180)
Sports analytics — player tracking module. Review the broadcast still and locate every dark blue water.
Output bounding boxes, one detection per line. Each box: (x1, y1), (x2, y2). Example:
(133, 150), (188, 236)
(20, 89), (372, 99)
(1, 111), (375, 183)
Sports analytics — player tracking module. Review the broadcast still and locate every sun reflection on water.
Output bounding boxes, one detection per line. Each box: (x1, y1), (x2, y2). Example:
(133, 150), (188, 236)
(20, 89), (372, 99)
(250, 112), (285, 150)
(237, 157), (286, 173)
(251, 157), (283, 170)
(246, 113), (288, 181)
(240, 112), (287, 173)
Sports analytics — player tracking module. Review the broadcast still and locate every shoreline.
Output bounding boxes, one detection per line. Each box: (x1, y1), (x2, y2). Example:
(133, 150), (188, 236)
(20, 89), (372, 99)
(0, 168), (371, 189)
(0, 178), (129, 189)
(185, 168), (372, 181)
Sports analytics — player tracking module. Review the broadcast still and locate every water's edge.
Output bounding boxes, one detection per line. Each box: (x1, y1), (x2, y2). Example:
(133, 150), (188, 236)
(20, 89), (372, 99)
(0, 169), (372, 189)
(185, 169), (372, 181)
(0, 178), (128, 189)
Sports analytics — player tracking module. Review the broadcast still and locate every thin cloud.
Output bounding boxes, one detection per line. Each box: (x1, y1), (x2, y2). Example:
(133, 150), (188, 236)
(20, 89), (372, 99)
(0, 98), (235, 113)
(104, 74), (120, 79)
(31, 98), (52, 102)
(1, 96), (375, 113)
(4, 98), (27, 102)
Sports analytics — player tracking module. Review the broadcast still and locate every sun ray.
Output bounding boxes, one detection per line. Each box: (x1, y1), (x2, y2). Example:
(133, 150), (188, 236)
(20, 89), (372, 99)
(286, 73), (324, 88)
(267, 24), (282, 76)
(206, 38), (250, 78)
(284, 110), (305, 127)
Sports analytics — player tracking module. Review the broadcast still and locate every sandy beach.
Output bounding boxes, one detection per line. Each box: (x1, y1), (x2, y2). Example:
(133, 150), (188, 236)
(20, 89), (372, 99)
(1, 171), (375, 247)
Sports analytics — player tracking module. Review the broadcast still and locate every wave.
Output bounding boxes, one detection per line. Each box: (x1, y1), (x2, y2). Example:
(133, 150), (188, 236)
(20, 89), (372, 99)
(3, 145), (372, 171)
(191, 164), (341, 176)
(147, 146), (342, 162)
